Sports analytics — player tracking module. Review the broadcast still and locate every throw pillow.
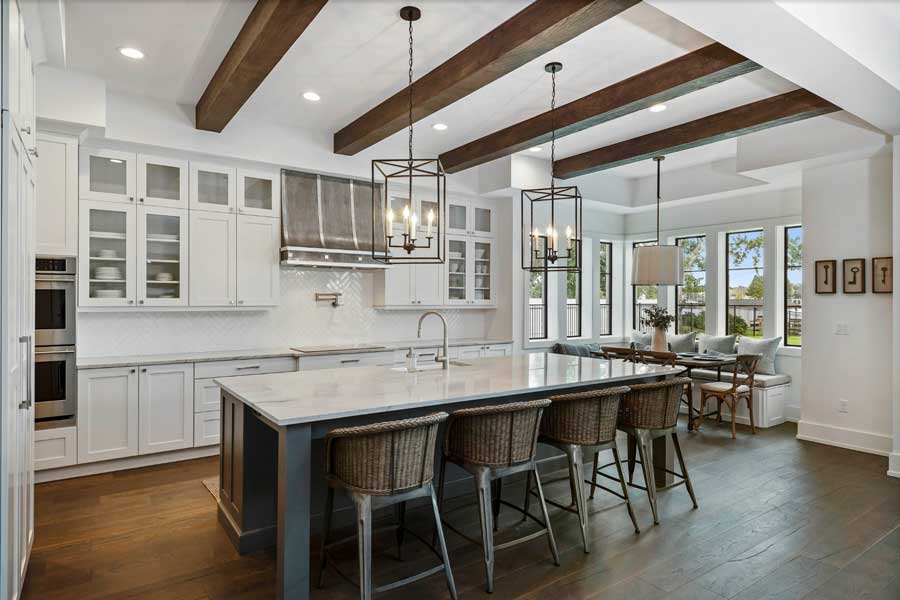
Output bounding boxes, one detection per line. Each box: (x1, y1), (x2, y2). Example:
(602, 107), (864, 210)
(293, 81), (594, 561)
(737, 336), (782, 375)
(667, 332), (695, 353)
(631, 331), (652, 347)
(698, 334), (737, 355)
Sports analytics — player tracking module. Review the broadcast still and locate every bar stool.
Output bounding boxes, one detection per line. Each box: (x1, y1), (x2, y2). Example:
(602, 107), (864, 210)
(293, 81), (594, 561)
(696, 354), (761, 438)
(317, 413), (457, 600)
(438, 399), (559, 593)
(525, 386), (639, 553)
(634, 349), (693, 423)
(600, 378), (697, 525)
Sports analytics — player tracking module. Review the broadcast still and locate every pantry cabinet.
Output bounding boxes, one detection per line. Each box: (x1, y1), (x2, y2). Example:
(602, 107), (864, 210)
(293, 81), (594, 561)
(36, 133), (79, 256)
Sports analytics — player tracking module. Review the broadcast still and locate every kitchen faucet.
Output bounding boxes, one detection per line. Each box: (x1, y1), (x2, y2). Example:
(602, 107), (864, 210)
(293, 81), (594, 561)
(417, 311), (449, 370)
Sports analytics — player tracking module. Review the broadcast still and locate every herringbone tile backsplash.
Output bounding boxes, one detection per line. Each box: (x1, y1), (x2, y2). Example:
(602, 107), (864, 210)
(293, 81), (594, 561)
(77, 269), (489, 356)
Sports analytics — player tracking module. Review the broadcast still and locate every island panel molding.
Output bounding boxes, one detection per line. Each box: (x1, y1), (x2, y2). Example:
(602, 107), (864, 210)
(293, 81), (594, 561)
(440, 43), (760, 173)
(333, 0), (641, 155)
(553, 89), (840, 178)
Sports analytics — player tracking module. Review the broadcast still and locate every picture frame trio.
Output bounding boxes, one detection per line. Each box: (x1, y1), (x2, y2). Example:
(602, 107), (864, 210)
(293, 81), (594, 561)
(815, 257), (892, 294)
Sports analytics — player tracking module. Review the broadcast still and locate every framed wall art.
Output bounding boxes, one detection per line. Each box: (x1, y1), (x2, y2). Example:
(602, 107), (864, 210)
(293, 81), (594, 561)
(842, 258), (866, 294)
(872, 256), (893, 293)
(815, 260), (836, 294)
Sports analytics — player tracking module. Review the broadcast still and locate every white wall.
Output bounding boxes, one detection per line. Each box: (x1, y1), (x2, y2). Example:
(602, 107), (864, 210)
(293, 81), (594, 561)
(892, 137), (900, 477)
(799, 155), (894, 456)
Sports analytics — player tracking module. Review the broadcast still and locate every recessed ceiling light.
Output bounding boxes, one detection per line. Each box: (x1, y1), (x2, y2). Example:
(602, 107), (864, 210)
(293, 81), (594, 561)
(118, 47), (144, 60)
(649, 103), (667, 113)
(432, 123), (448, 131)
(302, 91), (321, 102)
(528, 147), (542, 152)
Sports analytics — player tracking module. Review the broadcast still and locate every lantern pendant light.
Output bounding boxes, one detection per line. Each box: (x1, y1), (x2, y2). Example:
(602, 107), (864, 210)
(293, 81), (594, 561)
(371, 5), (446, 265)
(521, 62), (582, 273)
(631, 156), (683, 285)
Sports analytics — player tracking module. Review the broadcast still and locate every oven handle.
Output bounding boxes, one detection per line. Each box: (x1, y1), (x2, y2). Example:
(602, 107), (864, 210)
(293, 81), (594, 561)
(19, 336), (32, 409)
(35, 348), (76, 355)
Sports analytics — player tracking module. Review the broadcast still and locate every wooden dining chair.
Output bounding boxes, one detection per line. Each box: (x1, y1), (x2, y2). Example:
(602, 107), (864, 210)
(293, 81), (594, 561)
(695, 354), (761, 439)
(600, 346), (637, 362)
(633, 349), (677, 366)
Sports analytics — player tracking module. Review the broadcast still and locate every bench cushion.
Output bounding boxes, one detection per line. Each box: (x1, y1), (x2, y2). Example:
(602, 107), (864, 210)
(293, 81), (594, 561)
(701, 381), (750, 394)
(551, 342), (600, 357)
(690, 369), (791, 388)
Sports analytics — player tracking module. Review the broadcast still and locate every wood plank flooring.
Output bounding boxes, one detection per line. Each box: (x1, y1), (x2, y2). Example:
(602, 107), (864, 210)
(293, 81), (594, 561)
(23, 421), (900, 600)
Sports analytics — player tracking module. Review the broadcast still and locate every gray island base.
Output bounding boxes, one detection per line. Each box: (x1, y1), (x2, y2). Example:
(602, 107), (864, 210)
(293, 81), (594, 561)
(215, 353), (682, 600)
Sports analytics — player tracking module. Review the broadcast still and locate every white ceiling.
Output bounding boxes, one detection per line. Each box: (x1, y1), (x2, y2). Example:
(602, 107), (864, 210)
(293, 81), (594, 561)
(59, 0), (804, 188)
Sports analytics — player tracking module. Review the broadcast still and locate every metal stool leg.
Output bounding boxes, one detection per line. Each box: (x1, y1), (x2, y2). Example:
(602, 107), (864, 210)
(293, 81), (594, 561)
(395, 501), (406, 560)
(566, 445), (591, 553)
(317, 486), (334, 588)
(432, 457), (447, 547)
(355, 494), (374, 600)
(672, 432), (698, 509)
(429, 485), (458, 600)
(521, 469), (533, 523)
(491, 478), (503, 532)
(474, 468), (496, 593)
(589, 450), (599, 500)
(532, 467), (560, 566)
(611, 446), (640, 534)
(627, 434), (637, 483)
(635, 431), (659, 525)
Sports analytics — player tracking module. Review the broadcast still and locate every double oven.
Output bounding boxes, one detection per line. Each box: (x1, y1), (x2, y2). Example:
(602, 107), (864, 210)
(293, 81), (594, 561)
(34, 256), (77, 427)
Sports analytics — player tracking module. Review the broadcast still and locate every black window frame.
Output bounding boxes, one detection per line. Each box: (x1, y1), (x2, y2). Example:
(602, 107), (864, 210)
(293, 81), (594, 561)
(565, 253), (582, 338)
(597, 241), (613, 336)
(784, 225), (802, 347)
(725, 229), (765, 337)
(528, 267), (549, 341)
(675, 235), (706, 335)
(632, 239), (657, 331)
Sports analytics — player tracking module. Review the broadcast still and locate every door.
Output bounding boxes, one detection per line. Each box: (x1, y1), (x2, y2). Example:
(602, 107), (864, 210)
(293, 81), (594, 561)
(79, 200), (137, 307)
(414, 264), (442, 306)
(236, 215), (279, 306)
(237, 168), (280, 217)
(137, 206), (188, 307)
(19, 151), (35, 581)
(79, 148), (137, 204)
(36, 133), (78, 256)
(189, 211), (237, 306)
(446, 236), (468, 305)
(190, 162), (236, 213)
(137, 154), (188, 209)
(472, 239), (494, 305)
(138, 363), (194, 454)
(77, 367), (140, 463)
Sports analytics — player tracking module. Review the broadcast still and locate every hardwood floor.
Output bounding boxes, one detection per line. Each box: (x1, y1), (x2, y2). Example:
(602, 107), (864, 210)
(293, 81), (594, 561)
(23, 421), (900, 600)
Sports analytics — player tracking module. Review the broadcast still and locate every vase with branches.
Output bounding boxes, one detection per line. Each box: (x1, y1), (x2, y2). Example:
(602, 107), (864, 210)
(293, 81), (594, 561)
(641, 306), (675, 351)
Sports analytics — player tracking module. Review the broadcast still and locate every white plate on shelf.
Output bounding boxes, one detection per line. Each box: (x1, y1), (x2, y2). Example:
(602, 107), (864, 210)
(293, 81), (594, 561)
(94, 289), (124, 299)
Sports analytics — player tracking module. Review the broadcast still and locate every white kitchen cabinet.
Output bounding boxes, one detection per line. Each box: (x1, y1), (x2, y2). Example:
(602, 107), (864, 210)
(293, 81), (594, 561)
(189, 211), (237, 306)
(79, 200), (137, 307)
(138, 363), (194, 455)
(79, 148), (137, 204)
(36, 133), (79, 256)
(446, 236), (495, 306)
(482, 344), (511, 358)
(194, 412), (221, 447)
(237, 215), (279, 306)
(447, 199), (496, 238)
(137, 155), (188, 209)
(77, 367), (140, 463)
(237, 168), (280, 218)
(138, 206), (188, 307)
(194, 378), (221, 413)
(34, 427), (78, 471)
(190, 162), (236, 213)
(374, 263), (442, 307)
(456, 345), (485, 360)
(413, 264), (443, 306)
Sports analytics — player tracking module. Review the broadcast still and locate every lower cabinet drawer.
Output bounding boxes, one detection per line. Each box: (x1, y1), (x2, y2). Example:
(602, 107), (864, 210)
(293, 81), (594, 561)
(194, 412), (220, 447)
(299, 351), (395, 371)
(194, 356), (298, 379)
(35, 426), (78, 471)
(194, 378), (221, 413)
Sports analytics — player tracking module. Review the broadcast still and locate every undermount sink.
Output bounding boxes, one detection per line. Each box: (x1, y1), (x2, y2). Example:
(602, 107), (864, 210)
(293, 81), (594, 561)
(390, 360), (471, 373)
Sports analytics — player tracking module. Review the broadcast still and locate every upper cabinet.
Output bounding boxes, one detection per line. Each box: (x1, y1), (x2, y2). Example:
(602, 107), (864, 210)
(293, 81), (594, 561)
(80, 148), (137, 204)
(190, 162), (236, 213)
(36, 133), (79, 256)
(137, 155), (189, 208)
(447, 199), (496, 238)
(8, 0), (36, 150)
(79, 200), (137, 307)
(237, 169), (280, 218)
(137, 207), (189, 307)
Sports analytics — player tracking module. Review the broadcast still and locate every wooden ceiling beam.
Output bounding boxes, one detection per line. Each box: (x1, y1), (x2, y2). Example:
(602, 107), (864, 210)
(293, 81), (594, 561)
(333, 0), (641, 156)
(196, 0), (328, 132)
(553, 88), (839, 178)
(440, 43), (760, 173)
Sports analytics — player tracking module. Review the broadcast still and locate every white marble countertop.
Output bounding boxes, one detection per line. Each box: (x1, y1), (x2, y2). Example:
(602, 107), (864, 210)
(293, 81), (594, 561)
(216, 353), (681, 427)
(77, 348), (300, 369)
(291, 338), (514, 356)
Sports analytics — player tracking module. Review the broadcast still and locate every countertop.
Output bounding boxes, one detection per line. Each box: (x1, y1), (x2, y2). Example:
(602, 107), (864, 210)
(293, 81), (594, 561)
(215, 353), (680, 427)
(291, 338), (513, 356)
(76, 348), (300, 369)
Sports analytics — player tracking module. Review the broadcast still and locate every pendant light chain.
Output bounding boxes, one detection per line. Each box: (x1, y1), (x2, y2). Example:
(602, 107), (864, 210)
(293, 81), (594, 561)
(407, 17), (414, 163)
(550, 67), (557, 187)
(656, 156), (661, 242)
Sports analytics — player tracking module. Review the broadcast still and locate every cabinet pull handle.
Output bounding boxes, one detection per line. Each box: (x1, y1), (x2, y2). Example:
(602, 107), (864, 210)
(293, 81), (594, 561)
(18, 336), (31, 409)
(235, 365), (261, 371)
(128, 300), (134, 304)
(238, 300), (244, 305)
(419, 353), (436, 358)
(139, 300), (144, 304)
(340, 359), (360, 364)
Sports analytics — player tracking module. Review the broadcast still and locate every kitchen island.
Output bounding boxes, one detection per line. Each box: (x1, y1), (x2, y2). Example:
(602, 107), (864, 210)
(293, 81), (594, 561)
(215, 353), (681, 600)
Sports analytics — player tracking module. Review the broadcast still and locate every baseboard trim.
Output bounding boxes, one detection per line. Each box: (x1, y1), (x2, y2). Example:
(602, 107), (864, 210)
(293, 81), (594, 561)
(889, 453), (900, 479)
(35, 446), (219, 483)
(796, 420), (892, 457)
(784, 405), (800, 423)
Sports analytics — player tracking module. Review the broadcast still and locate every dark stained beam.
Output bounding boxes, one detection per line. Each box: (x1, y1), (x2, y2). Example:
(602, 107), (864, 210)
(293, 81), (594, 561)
(196, 0), (328, 132)
(333, 0), (641, 156)
(440, 43), (760, 173)
(554, 89), (840, 178)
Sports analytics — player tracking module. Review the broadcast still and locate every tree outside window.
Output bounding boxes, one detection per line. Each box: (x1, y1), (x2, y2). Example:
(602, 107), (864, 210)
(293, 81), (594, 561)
(726, 230), (765, 337)
(676, 236), (706, 334)
(785, 226), (802, 346)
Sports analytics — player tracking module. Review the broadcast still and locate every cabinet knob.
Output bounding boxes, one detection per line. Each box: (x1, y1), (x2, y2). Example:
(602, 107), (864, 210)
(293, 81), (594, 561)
(130, 368), (136, 373)
(238, 300), (244, 305)
(128, 300), (134, 304)
(229, 300), (234, 305)
(129, 196), (134, 202)
(20, 125), (31, 135)
(28, 148), (38, 157)
(139, 300), (144, 304)
(141, 368), (147, 373)
(139, 197), (144, 203)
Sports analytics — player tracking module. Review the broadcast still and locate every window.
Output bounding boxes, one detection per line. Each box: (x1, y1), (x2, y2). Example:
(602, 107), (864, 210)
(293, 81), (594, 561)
(675, 236), (706, 334)
(726, 230), (765, 338)
(528, 269), (548, 341)
(785, 226), (802, 346)
(632, 240), (657, 331)
(566, 254), (582, 338)
(597, 242), (612, 336)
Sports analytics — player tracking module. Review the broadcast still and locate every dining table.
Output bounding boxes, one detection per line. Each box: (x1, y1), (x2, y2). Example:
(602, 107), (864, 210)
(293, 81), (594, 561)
(589, 349), (738, 430)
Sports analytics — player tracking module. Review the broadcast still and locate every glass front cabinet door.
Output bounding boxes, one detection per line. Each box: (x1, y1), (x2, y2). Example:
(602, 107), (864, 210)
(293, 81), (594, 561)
(446, 200), (495, 238)
(472, 239), (494, 304)
(137, 155), (188, 209)
(190, 162), (236, 213)
(79, 148), (136, 204)
(445, 236), (469, 305)
(237, 168), (280, 217)
(137, 207), (189, 306)
(79, 200), (136, 306)
(445, 236), (494, 306)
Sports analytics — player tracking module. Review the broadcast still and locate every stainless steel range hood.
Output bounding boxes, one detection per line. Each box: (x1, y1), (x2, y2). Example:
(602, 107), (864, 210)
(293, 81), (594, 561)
(280, 169), (387, 269)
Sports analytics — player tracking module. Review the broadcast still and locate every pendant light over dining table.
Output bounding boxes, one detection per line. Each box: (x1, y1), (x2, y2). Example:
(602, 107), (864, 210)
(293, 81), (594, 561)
(631, 156), (683, 285)
(521, 62), (582, 273)
(371, 5), (445, 265)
